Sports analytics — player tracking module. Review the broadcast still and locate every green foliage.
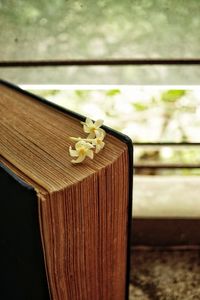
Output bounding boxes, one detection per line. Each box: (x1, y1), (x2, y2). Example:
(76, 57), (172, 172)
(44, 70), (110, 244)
(75, 90), (89, 100)
(132, 102), (149, 111)
(106, 89), (120, 96)
(29, 89), (59, 97)
(161, 90), (186, 102)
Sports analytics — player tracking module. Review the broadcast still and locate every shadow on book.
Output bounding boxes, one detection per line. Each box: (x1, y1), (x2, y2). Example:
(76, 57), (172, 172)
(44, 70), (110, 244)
(0, 80), (133, 300)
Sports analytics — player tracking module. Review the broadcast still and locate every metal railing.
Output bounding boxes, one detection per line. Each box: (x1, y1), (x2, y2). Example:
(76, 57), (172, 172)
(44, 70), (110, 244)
(1, 58), (200, 67)
(134, 142), (200, 169)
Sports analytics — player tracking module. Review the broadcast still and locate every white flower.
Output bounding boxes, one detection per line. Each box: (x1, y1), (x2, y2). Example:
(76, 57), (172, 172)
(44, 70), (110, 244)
(69, 117), (106, 164)
(90, 130), (105, 153)
(69, 140), (94, 164)
(81, 117), (105, 138)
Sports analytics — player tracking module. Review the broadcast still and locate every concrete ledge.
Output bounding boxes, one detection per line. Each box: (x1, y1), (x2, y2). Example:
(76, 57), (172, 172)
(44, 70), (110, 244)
(133, 176), (200, 218)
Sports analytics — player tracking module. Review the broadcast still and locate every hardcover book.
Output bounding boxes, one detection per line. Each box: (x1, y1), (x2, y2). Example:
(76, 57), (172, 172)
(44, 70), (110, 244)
(0, 80), (133, 300)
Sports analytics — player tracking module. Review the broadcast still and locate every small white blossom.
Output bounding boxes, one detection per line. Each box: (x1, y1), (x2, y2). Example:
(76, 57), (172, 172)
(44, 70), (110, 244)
(69, 117), (106, 164)
(69, 141), (94, 164)
(81, 117), (105, 138)
(89, 130), (105, 153)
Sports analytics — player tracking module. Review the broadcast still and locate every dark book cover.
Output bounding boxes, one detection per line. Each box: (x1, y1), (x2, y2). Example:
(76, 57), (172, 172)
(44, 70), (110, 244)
(0, 163), (50, 300)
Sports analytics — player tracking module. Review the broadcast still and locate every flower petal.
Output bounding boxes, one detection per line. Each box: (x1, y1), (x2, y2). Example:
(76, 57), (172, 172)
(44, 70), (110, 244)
(87, 132), (96, 139)
(95, 129), (104, 139)
(95, 141), (105, 153)
(69, 147), (78, 157)
(85, 117), (93, 127)
(75, 141), (85, 150)
(95, 128), (106, 138)
(95, 144), (101, 153)
(71, 154), (86, 164)
(86, 149), (94, 159)
(85, 142), (94, 149)
(70, 136), (82, 142)
(95, 130), (101, 138)
(101, 141), (105, 148)
(94, 119), (104, 128)
(99, 128), (106, 137)
(83, 125), (91, 133)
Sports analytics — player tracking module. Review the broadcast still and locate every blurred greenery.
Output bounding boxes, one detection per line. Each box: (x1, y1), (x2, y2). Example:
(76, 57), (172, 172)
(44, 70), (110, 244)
(161, 90), (186, 103)
(132, 103), (149, 111)
(106, 90), (121, 97)
(30, 87), (200, 175)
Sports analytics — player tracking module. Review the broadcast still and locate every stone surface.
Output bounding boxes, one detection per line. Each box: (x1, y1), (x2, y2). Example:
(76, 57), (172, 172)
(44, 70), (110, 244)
(130, 248), (200, 299)
(129, 284), (150, 300)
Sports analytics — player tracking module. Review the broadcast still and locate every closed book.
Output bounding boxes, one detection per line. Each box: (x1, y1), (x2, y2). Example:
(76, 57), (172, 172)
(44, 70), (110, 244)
(0, 80), (133, 300)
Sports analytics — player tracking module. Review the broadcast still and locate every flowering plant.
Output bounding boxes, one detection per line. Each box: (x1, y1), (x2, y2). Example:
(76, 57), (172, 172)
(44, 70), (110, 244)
(69, 118), (106, 164)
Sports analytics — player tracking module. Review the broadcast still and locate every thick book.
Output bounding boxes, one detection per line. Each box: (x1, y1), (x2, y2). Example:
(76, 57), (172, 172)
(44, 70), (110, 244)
(0, 80), (133, 300)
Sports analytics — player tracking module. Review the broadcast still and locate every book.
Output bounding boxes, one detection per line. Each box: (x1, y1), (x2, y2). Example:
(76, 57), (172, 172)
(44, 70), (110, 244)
(0, 80), (133, 300)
